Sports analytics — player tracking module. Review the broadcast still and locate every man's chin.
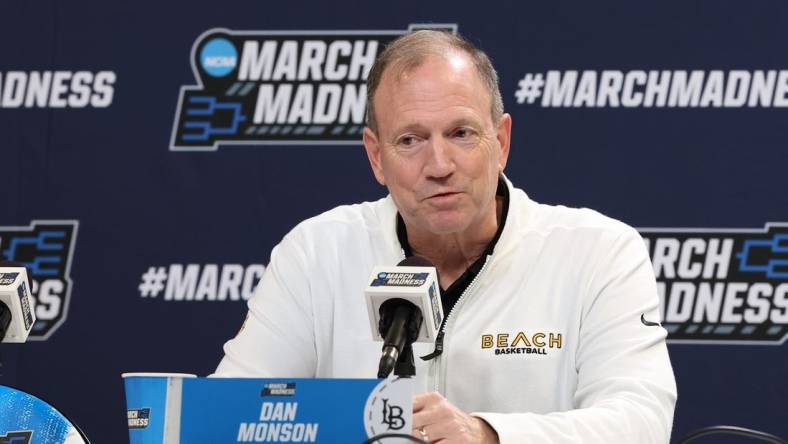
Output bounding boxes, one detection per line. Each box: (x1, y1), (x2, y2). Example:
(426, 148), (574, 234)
(422, 215), (471, 235)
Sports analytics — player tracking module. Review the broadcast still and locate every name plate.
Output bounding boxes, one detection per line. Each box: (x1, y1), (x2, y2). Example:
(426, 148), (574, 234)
(123, 374), (413, 443)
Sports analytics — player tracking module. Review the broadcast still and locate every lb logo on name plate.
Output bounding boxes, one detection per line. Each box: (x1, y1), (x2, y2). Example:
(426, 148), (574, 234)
(363, 377), (412, 439)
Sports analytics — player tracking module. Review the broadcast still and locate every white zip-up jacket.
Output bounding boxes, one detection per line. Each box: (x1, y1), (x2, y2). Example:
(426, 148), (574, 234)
(216, 179), (677, 443)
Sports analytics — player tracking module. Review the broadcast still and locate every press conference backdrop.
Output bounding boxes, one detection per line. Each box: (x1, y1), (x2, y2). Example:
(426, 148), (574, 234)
(1, 1), (787, 442)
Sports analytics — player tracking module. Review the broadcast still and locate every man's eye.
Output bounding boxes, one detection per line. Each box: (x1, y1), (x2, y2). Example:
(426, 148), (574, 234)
(453, 128), (473, 138)
(398, 135), (417, 146)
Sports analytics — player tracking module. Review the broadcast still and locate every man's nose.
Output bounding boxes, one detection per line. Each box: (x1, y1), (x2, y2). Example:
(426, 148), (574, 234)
(424, 137), (455, 178)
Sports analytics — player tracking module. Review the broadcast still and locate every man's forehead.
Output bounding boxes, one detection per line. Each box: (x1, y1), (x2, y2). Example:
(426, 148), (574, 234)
(373, 53), (491, 127)
(383, 52), (475, 88)
(374, 54), (489, 110)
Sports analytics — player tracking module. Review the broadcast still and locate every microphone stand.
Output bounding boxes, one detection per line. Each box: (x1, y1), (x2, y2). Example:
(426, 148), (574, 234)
(377, 302), (422, 378)
(393, 342), (415, 377)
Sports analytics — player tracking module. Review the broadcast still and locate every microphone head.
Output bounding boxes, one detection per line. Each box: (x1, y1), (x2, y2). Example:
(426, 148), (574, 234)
(364, 258), (444, 343)
(397, 256), (442, 284)
(396, 256), (434, 267)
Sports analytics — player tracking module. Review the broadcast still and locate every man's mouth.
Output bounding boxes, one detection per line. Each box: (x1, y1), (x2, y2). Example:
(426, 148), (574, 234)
(426, 191), (461, 201)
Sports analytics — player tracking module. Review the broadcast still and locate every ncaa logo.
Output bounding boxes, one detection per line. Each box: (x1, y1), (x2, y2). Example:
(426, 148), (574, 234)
(200, 38), (237, 77)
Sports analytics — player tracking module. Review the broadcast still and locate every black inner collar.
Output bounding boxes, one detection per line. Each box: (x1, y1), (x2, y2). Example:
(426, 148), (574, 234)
(396, 177), (510, 314)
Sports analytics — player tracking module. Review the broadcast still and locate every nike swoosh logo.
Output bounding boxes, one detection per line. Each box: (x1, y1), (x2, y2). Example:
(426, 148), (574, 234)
(641, 313), (661, 327)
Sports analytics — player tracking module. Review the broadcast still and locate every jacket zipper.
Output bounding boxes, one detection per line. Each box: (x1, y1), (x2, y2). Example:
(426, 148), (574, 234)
(433, 256), (492, 393)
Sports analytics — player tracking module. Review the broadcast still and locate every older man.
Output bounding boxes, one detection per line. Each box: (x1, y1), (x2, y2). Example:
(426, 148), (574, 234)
(216, 30), (677, 443)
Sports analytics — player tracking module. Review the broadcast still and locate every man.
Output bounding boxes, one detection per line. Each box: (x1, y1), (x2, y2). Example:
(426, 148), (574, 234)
(216, 30), (677, 443)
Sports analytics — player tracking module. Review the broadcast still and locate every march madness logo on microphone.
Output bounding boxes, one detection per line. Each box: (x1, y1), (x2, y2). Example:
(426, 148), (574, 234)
(0, 220), (79, 340)
(170, 24), (456, 151)
(371, 272), (429, 287)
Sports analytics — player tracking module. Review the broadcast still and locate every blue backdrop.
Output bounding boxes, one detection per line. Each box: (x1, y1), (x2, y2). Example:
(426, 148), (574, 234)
(1, 1), (786, 442)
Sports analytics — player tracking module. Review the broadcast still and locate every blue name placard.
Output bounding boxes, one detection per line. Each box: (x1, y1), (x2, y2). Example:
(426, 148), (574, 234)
(123, 375), (413, 444)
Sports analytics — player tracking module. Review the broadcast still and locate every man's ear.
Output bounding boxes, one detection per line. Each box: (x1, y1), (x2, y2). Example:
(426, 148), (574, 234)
(363, 127), (386, 185)
(495, 113), (512, 172)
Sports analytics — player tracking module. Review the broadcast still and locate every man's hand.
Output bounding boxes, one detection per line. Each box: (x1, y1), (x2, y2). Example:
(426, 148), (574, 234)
(412, 392), (499, 444)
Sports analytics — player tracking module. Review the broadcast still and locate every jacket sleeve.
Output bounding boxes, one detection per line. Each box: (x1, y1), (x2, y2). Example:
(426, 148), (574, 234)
(213, 234), (317, 377)
(473, 228), (677, 443)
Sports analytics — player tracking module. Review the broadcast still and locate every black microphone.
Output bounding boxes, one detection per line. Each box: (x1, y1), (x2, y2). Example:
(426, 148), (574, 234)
(375, 256), (435, 378)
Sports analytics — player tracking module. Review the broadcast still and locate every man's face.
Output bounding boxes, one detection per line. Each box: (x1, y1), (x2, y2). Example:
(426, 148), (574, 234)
(363, 53), (511, 235)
